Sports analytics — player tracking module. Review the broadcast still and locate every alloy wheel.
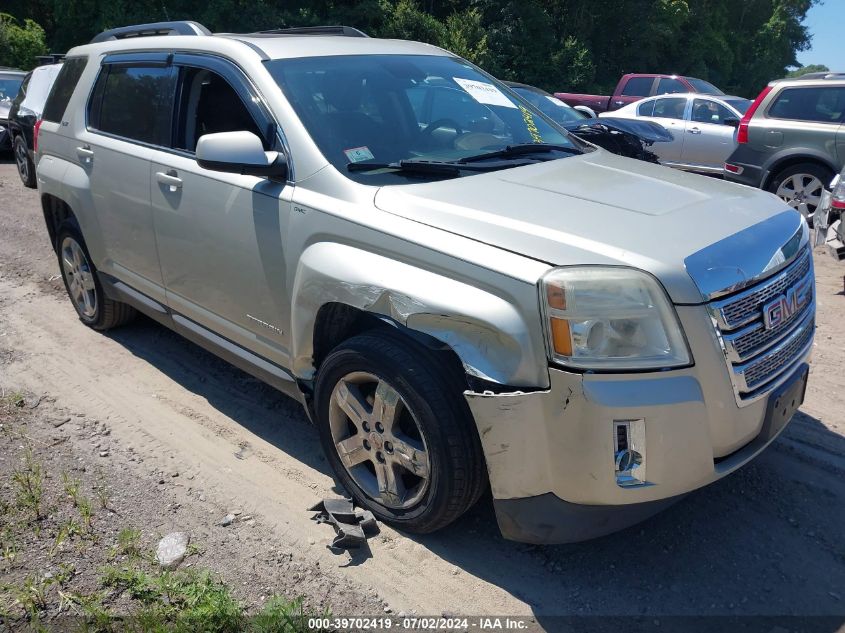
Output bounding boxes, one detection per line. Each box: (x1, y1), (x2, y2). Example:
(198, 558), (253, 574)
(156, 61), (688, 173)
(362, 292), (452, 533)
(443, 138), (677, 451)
(328, 371), (430, 509)
(60, 236), (98, 319)
(14, 139), (29, 183)
(775, 173), (824, 218)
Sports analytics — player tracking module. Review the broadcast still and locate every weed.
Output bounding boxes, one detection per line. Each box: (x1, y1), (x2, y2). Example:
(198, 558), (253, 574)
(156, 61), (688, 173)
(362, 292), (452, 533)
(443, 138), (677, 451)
(77, 496), (94, 533)
(112, 527), (142, 561)
(253, 596), (319, 633)
(61, 471), (81, 506)
(12, 446), (43, 521)
(51, 519), (83, 556)
(1, 527), (18, 564)
(94, 471), (110, 510)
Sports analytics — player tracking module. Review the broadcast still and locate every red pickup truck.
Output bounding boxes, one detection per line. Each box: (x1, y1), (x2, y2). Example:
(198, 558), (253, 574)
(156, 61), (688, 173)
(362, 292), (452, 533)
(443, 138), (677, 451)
(555, 73), (725, 114)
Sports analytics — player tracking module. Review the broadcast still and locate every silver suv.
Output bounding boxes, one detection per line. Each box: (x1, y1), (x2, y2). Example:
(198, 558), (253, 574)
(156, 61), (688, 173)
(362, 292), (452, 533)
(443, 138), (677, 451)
(725, 73), (845, 219)
(36, 21), (815, 543)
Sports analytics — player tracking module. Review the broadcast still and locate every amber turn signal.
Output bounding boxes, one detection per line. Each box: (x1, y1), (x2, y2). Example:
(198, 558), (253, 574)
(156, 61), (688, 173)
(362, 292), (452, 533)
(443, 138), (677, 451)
(549, 317), (573, 356)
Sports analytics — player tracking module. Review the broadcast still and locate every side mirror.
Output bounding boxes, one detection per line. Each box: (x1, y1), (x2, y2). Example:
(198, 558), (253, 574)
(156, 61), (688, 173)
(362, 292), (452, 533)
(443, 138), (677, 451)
(724, 117), (740, 128)
(196, 131), (287, 178)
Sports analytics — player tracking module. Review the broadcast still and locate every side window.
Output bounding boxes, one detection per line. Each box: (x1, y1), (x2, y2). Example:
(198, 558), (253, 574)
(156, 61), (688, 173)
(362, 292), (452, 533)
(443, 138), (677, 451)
(656, 77), (686, 94)
(42, 57), (88, 123)
(691, 99), (735, 125)
(637, 100), (655, 117)
(621, 77), (654, 97)
(88, 65), (176, 145)
(652, 97), (687, 120)
(768, 87), (845, 123)
(175, 67), (264, 152)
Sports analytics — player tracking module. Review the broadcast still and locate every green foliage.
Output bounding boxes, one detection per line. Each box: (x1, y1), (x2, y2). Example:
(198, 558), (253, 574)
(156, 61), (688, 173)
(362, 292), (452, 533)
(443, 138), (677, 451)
(0, 0), (820, 96)
(12, 446), (43, 521)
(785, 63), (829, 78)
(0, 13), (47, 70)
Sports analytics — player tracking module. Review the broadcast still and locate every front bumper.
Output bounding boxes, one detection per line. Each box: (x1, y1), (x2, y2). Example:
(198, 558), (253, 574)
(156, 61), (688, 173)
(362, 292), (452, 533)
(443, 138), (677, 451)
(466, 347), (809, 543)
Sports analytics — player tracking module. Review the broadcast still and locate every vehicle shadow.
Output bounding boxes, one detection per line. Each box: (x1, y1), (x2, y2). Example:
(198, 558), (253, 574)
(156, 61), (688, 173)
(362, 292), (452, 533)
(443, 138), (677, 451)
(106, 315), (844, 627)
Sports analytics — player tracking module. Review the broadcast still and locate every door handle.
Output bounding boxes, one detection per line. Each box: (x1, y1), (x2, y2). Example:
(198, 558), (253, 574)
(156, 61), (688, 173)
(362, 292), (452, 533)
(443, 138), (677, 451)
(76, 146), (94, 163)
(156, 171), (183, 189)
(688, 127), (702, 134)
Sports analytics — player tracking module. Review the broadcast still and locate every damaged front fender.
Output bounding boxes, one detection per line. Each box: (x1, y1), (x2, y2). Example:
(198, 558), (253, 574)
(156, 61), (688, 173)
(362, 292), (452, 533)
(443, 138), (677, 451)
(290, 242), (550, 387)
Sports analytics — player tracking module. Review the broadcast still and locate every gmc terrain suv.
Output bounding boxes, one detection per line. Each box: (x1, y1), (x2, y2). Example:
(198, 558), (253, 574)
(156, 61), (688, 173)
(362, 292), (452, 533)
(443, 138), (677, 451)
(725, 73), (845, 219)
(36, 21), (815, 543)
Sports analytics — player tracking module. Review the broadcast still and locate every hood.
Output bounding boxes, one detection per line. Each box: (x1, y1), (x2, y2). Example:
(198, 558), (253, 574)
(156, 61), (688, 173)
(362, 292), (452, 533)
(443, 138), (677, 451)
(374, 150), (799, 304)
(564, 117), (674, 144)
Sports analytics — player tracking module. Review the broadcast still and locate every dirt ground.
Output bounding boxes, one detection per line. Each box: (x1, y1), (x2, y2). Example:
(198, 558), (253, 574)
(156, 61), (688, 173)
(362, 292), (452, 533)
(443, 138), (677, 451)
(1, 157), (844, 628)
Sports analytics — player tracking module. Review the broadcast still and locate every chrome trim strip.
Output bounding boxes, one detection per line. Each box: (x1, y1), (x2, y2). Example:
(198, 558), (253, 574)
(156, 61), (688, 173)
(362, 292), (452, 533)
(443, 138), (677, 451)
(112, 281), (167, 314)
(172, 314), (295, 382)
(685, 211), (808, 301)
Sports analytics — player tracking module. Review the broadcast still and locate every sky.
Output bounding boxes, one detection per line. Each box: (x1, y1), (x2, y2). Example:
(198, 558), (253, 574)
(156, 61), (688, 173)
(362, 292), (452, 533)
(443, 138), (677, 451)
(795, 0), (841, 70)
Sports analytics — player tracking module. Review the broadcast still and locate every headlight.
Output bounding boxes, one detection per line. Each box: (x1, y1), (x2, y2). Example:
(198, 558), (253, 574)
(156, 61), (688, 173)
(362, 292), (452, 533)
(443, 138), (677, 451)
(540, 267), (691, 370)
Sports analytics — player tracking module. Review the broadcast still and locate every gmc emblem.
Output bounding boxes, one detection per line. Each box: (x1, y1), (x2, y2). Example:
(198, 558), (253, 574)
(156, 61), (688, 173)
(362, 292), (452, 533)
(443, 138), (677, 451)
(762, 277), (812, 330)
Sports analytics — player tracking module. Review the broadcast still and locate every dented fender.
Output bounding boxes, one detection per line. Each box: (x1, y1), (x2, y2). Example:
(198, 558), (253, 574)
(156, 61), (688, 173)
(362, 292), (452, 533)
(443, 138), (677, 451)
(290, 242), (550, 387)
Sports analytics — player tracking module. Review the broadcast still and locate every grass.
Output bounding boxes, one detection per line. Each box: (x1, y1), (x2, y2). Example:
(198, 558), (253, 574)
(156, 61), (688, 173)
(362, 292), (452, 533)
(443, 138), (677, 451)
(12, 446), (44, 522)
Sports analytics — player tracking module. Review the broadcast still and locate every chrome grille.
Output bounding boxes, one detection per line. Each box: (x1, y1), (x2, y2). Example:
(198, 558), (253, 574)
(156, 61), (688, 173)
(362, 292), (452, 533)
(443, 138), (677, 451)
(709, 247), (815, 404)
(711, 250), (812, 330)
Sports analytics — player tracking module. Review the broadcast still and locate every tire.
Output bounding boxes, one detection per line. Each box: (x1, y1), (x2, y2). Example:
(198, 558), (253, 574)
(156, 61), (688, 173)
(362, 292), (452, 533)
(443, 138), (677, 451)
(55, 221), (136, 330)
(14, 135), (36, 188)
(314, 329), (487, 533)
(767, 162), (833, 221)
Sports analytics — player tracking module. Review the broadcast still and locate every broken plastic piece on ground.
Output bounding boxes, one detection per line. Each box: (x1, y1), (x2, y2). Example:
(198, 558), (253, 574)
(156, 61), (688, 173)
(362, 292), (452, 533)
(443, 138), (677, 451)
(310, 497), (379, 550)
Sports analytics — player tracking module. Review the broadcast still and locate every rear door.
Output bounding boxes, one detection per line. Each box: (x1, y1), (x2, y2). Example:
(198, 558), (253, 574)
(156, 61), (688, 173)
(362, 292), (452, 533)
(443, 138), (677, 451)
(636, 96), (688, 163)
(764, 85), (845, 169)
(680, 98), (740, 171)
(149, 54), (294, 367)
(76, 53), (176, 302)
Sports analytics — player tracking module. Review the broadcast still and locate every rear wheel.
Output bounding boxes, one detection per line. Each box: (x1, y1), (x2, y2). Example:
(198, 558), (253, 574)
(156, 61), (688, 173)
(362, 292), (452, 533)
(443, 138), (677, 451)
(14, 136), (36, 188)
(768, 162), (833, 221)
(56, 222), (136, 330)
(314, 330), (486, 533)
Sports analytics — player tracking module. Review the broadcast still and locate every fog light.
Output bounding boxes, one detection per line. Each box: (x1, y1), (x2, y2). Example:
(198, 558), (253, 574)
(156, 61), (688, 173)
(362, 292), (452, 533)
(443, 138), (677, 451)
(614, 419), (648, 487)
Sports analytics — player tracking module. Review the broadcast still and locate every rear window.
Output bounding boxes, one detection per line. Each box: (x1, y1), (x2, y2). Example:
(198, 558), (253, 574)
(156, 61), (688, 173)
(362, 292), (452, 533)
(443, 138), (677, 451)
(686, 78), (724, 95)
(88, 65), (176, 145)
(768, 86), (845, 123)
(41, 57), (88, 123)
(621, 77), (654, 97)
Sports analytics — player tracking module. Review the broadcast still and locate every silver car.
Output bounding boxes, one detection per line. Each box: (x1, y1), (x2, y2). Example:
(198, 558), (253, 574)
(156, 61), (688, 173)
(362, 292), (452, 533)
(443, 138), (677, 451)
(603, 92), (751, 174)
(36, 22), (814, 543)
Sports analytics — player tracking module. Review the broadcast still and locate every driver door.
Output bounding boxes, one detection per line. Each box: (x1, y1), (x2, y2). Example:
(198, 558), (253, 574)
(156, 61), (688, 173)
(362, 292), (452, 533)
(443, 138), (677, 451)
(149, 54), (294, 367)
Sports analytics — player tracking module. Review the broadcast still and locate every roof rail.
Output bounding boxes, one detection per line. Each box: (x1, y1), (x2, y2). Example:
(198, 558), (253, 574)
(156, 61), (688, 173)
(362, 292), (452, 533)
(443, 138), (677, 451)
(254, 25), (368, 38)
(794, 71), (845, 80)
(90, 21), (211, 44)
(36, 54), (66, 66)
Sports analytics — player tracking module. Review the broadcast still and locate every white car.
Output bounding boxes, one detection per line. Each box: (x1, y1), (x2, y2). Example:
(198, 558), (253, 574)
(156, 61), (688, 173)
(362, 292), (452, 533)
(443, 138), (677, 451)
(601, 92), (751, 174)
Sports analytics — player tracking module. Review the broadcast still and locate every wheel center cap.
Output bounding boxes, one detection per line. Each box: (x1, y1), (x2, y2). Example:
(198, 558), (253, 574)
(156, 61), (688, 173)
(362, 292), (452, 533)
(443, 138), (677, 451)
(369, 432), (383, 449)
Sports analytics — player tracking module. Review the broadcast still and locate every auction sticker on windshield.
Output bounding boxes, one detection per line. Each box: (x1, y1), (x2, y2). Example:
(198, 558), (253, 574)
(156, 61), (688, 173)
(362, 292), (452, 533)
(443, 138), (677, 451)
(344, 146), (375, 162)
(453, 78), (517, 109)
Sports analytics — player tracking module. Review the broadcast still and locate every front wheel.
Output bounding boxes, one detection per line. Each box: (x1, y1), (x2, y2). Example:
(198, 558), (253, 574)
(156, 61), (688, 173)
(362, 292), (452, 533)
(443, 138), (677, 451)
(314, 330), (486, 533)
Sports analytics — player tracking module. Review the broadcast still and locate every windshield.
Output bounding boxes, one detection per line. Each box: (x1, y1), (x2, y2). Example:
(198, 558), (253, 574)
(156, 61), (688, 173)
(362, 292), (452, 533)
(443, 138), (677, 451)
(686, 77), (724, 95)
(266, 55), (578, 183)
(0, 75), (24, 101)
(724, 98), (752, 115)
(509, 86), (588, 124)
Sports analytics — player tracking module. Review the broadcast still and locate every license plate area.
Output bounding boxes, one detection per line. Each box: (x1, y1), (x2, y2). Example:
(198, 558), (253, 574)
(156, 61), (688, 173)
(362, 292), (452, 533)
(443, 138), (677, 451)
(765, 364), (809, 436)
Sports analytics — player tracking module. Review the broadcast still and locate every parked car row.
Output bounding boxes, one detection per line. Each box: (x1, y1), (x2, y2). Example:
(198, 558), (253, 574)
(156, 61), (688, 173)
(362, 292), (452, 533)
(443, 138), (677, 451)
(29, 20), (815, 545)
(0, 68), (27, 152)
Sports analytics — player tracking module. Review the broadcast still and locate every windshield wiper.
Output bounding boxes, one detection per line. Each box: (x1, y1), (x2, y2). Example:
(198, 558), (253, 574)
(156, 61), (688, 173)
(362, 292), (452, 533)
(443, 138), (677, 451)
(346, 158), (538, 175)
(458, 143), (582, 164)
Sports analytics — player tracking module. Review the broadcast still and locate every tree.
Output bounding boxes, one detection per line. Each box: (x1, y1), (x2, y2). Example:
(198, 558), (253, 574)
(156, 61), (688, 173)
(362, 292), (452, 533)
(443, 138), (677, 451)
(785, 63), (829, 78)
(0, 13), (48, 70)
